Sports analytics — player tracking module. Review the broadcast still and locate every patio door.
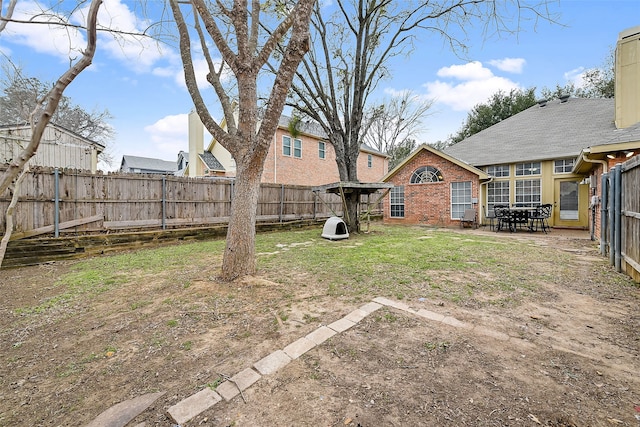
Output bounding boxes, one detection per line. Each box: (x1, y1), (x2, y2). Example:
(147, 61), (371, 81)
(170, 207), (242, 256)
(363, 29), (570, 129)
(553, 178), (588, 228)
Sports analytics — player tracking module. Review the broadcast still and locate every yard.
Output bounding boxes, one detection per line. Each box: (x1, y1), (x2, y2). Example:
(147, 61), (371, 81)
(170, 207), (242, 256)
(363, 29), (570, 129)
(0, 225), (638, 426)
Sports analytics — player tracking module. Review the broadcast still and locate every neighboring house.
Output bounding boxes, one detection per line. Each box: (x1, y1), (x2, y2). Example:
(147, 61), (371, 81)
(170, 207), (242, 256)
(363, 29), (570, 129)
(0, 122), (104, 173)
(119, 155), (178, 174)
(185, 110), (389, 186)
(383, 25), (640, 235)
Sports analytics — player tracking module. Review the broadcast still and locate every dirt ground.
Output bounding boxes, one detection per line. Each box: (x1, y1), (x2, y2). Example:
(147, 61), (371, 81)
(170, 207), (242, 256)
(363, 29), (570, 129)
(0, 228), (639, 427)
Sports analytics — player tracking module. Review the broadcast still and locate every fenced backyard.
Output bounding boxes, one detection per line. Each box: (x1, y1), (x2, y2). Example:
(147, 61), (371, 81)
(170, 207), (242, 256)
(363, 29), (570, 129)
(0, 167), (364, 236)
(0, 167), (383, 267)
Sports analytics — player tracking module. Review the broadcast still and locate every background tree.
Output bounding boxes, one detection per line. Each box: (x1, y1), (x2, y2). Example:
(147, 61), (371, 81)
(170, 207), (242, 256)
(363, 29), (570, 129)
(169, 0), (315, 281)
(284, 0), (555, 233)
(448, 87), (537, 145)
(0, 63), (115, 165)
(541, 50), (615, 100)
(360, 91), (433, 170)
(0, 0), (103, 265)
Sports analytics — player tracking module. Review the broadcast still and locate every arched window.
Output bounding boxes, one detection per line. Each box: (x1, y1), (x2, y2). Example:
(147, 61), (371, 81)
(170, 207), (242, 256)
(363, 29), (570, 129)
(410, 166), (443, 183)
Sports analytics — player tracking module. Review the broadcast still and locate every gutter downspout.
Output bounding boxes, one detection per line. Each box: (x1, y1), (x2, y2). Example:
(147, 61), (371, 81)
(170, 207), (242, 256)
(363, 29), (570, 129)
(581, 154), (608, 243)
(479, 176), (494, 226)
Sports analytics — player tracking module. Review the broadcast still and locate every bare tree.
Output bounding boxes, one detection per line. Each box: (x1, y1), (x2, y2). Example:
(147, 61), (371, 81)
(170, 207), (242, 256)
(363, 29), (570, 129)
(0, 0), (103, 265)
(361, 91), (433, 169)
(0, 0), (17, 33)
(169, 0), (315, 281)
(285, 0), (556, 233)
(0, 63), (115, 165)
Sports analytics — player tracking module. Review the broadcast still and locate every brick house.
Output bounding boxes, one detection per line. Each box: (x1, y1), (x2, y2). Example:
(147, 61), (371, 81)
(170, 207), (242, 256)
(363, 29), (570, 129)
(382, 144), (488, 227)
(185, 110), (389, 186)
(383, 26), (640, 234)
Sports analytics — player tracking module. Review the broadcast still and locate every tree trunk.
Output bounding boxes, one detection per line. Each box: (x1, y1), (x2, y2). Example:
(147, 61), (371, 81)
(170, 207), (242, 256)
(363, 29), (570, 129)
(0, 166), (27, 266)
(344, 192), (360, 234)
(220, 162), (262, 281)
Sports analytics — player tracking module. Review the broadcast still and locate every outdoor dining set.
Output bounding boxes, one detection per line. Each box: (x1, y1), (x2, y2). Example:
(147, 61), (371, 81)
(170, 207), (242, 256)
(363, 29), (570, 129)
(489, 204), (553, 233)
(459, 204), (553, 233)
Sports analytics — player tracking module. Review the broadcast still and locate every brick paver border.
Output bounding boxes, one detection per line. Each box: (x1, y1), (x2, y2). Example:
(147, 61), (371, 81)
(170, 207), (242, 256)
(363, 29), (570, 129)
(165, 298), (526, 425)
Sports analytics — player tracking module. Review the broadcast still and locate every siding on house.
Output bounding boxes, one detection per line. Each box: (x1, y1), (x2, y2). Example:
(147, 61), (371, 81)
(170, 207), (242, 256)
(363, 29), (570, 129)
(1, 123), (103, 172)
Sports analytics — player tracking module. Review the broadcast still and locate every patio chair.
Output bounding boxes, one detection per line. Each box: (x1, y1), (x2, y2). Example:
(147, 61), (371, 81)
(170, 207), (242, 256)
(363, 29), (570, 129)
(511, 209), (529, 231)
(483, 205), (496, 231)
(494, 206), (512, 232)
(529, 204), (552, 233)
(459, 208), (478, 229)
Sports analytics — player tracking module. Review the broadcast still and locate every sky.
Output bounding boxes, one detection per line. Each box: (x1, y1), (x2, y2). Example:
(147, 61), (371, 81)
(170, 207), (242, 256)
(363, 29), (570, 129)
(0, 0), (638, 171)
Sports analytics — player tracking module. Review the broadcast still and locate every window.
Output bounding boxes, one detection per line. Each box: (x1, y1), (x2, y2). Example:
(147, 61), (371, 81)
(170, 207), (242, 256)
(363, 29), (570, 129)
(487, 181), (510, 210)
(282, 135), (291, 156)
(283, 136), (302, 158)
(554, 158), (575, 174)
(367, 154), (372, 168)
(486, 165), (510, 177)
(410, 166), (443, 183)
(390, 186), (404, 218)
(451, 181), (472, 220)
(293, 138), (302, 158)
(318, 141), (326, 159)
(515, 162), (541, 176)
(515, 179), (541, 206)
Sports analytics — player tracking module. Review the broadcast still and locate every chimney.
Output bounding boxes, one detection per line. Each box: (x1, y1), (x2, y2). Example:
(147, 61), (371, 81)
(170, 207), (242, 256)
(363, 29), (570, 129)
(188, 109), (204, 177)
(615, 25), (640, 129)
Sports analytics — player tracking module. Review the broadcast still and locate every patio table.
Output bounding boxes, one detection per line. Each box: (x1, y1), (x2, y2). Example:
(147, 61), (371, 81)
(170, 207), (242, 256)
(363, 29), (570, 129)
(495, 206), (539, 232)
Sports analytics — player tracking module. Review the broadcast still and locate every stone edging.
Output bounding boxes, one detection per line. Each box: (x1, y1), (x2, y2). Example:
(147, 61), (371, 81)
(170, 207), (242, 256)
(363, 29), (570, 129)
(166, 296), (529, 425)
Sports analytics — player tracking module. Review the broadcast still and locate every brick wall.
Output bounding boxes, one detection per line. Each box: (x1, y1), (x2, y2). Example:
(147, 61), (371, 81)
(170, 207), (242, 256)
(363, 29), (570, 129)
(262, 128), (388, 186)
(383, 148), (481, 227)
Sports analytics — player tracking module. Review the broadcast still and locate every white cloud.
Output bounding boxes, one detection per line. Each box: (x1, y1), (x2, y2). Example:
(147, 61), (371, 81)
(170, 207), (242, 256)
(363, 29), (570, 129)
(564, 66), (587, 87)
(81, 0), (172, 73)
(436, 61), (493, 81)
(424, 61), (521, 111)
(144, 114), (190, 158)
(3, 0), (172, 73)
(3, 1), (88, 61)
(487, 58), (526, 74)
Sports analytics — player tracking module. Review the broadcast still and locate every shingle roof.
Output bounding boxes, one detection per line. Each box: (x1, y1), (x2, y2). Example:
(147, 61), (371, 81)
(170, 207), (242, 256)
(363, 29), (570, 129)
(443, 98), (617, 166)
(121, 155), (178, 172)
(601, 121), (640, 145)
(199, 151), (224, 171)
(278, 114), (328, 139)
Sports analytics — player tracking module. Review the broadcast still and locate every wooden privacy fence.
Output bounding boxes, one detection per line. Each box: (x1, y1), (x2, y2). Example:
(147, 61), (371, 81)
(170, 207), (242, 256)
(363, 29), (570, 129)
(600, 155), (640, 282)
(0, 167), (383, 239)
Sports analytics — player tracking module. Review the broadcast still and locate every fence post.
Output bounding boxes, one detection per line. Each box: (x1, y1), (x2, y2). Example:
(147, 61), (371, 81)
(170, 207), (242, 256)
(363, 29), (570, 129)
(313, 191), (317, 220)
(608, 169), (615, 265)
(613, 166), (622, 272)
(162, 175), (166, 230)
(280, 184), (285, 223)
(54, 168), (60, 238)
(600, 172), (608, 256)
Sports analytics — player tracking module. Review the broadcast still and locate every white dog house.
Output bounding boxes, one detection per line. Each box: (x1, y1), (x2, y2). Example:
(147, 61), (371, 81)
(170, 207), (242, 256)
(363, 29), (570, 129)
(321, 216), (349, 240)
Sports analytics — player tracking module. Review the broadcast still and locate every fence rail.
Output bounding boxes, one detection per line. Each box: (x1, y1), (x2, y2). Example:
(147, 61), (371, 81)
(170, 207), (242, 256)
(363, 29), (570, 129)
(600, 155), (640, 282)
(0, 167), (382, 239)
